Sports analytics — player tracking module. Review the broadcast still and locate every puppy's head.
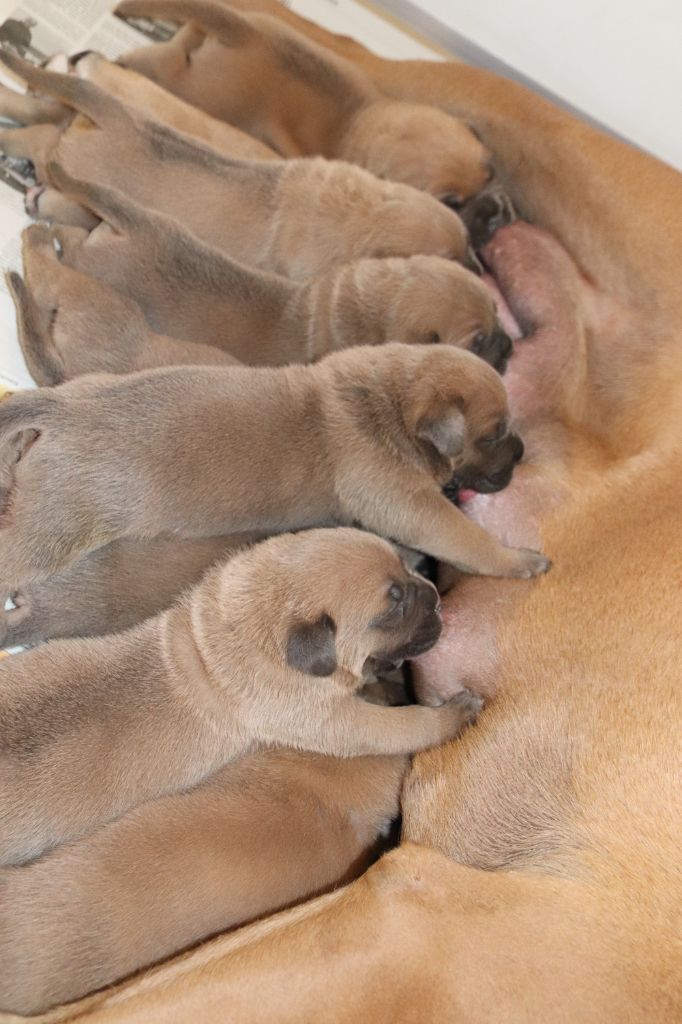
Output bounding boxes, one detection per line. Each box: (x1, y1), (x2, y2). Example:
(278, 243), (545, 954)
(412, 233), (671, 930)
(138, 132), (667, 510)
(212, 529), (442, 682)
(350, 176), (470, 264)
(347, 101), (491, 204)
(398, 344), (523, 495)
(358, 256), (513, 372)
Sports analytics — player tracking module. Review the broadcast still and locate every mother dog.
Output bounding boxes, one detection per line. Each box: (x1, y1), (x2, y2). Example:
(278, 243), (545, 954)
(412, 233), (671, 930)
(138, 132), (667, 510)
(32, 3), (680, 1022)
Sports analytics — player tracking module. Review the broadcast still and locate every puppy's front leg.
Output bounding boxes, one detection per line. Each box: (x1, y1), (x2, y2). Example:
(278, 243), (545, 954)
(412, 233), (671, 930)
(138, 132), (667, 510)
(353, 484), (550, 579)
(285, 691), (482, 757)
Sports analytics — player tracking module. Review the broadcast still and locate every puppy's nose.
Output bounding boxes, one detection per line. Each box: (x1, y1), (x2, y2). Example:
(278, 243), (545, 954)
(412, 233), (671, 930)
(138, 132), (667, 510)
(511, 434), (525, 463)
(471, 325), (514, 373)
(460, 189), (515, 250)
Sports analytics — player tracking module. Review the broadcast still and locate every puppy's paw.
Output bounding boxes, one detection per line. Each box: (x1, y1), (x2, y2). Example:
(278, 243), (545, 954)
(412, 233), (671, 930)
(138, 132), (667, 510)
(24, 184), (45, 218)
(509, 548), (552, 579)
(449, 687), (484, 722)
(437, 687), (485, 741)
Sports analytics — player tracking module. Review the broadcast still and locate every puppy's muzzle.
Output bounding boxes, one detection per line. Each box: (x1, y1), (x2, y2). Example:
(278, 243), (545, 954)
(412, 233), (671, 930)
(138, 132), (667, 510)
(374, 579), (443, 666)
(470, 323), (514, 374)
(445, 432), (525, 500)
(473, 432), (524, 493)
(459, 187), (516, 250)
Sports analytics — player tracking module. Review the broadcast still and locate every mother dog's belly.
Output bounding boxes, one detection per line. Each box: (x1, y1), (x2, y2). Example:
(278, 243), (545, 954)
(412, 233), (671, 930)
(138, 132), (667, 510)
(415, 222), (588, 703)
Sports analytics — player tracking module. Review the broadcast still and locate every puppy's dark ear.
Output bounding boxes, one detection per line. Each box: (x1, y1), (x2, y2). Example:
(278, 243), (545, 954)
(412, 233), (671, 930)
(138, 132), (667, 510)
(416, 408), (466, 458)
(286, 614), (337, 677)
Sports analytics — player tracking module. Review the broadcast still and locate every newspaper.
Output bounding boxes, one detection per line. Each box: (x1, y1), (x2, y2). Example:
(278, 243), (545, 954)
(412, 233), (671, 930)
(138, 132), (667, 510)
(0, 1), (439, 391)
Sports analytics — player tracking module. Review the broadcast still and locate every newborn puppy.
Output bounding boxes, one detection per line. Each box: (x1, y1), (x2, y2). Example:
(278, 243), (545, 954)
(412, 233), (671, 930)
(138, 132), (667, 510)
(115, 0), (493, 201)
(0, 343), (549, 618)
(0, 749), (407, 1014)
(0, 52), (472, 276)
(0, 528), (478, 866)
(8, 226), (239, 383)
(43, 163), (511, 369)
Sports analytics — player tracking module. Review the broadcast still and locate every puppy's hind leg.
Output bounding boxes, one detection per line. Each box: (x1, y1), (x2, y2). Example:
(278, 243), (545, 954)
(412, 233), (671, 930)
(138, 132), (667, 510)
(46, 160), (138, 235)
(26, 184), (98, 229)
(0, 124), (62, 181)
(5, 270), (65, 387)
(0, 82), (67, 125)
(48, 222), (91, 268)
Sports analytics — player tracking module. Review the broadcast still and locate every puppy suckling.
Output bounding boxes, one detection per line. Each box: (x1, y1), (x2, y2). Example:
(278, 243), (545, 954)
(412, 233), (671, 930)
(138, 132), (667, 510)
(7, 225), (240, 382)
(0, 528), (480, 867)
(0, 51), (473, 277)
(0, 749), (407, 1014)
(0, 344), (548, 614)
(115, 0), (494, 207)
(35, 162), (512, 370)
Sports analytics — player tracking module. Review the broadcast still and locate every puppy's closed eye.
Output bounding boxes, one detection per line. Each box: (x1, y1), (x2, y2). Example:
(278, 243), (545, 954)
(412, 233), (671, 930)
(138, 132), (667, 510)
(478, 420), (506, 447)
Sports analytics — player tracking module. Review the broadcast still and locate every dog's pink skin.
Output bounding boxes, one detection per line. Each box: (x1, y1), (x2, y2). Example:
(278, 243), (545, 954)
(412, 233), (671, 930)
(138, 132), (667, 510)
(414, 223), (583, 702)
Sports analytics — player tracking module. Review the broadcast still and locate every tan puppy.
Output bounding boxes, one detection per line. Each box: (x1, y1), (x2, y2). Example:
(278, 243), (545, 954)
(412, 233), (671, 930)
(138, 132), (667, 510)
(0, 749), (407, 1014)
(41, 162), (512, 369)
(8, 226), (239, 382)
(115, 0), (494, 210)
(0, 528), (478, 867)
(58, 11), (682, 1024)
(0, 52), (474, 277)
(0, 343), (548, 616)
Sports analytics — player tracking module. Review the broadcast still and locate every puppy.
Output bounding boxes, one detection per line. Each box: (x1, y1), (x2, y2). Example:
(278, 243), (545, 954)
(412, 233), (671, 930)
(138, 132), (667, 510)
(8, 226), (240, 382)
(0, 344), (548, 620)
(0, 749), (407, 1014)
(0, 52), (473, 276)
(0, 527), (479, 866)
(42, 163), (512, 369)
(114, 0), (495, 211)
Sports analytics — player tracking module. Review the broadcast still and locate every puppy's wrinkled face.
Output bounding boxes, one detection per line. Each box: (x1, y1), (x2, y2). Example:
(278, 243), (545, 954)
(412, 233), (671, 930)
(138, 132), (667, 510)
(373, 257), (513, 372)
(279, 529), (442, 680)
(405, 346), (522, 495)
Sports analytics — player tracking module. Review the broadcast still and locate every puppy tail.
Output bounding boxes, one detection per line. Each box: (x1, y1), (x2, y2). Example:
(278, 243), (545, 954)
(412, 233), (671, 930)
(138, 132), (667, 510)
(5, 271), (66, 387)
(116, 0), (257, 46)
(0, 50), (129, 132)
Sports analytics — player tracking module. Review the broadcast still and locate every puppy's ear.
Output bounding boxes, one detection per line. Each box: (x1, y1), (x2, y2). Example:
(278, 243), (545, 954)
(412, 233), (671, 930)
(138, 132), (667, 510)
(286, 613), (337, 677)
(416, 407), (466, 458)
